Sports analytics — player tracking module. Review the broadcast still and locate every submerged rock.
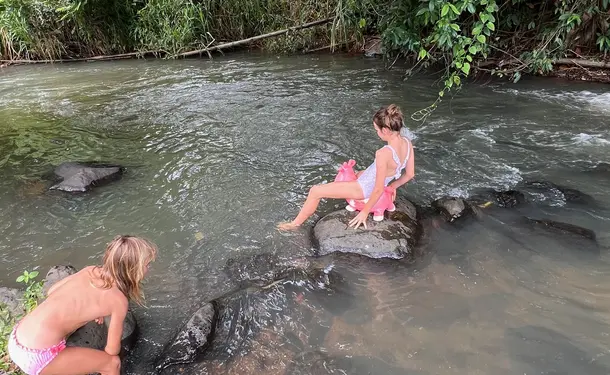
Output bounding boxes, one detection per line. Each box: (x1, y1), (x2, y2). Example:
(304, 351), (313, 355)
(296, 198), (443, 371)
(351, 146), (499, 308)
(0, 287), (25, 317)
(49, 161), (124, 192)
(525, 218), (597, 242)
(471, 189), (526, 208)
(522, 180), (595, 205)
(156, 302), (217, 371)
(432, 196), (472, 221)
(42, 265), (138, 352)
(223, 253), (314, 287)
(313, 198), (420, 260)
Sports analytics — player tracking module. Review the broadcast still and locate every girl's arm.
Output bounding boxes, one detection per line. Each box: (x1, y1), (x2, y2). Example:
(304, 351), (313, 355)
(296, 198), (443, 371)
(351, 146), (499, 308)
(105, 296), (128, 356)
(390, 143), (415, 190)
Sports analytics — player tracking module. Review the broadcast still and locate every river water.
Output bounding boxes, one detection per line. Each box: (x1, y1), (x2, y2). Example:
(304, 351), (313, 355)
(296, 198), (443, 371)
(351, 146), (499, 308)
(1, 54), (610, 374)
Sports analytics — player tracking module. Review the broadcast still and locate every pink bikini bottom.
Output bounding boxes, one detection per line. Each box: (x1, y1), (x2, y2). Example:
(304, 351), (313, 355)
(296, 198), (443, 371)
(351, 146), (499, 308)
(7, 322), (66, 375)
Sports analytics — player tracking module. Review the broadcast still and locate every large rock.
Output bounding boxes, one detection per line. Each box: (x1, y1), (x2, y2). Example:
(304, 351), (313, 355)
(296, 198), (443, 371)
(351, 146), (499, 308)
(49, 161), (124, 192)
(313, 197), (420, 260)
(0, 287), (25, 317)
(156, 303), (217, 371)
(43, 265), (138, 352)
(223, 253), (314, 287)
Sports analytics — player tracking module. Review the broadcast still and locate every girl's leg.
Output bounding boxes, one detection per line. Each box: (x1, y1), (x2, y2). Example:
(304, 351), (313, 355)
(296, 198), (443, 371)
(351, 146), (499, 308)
(278, 181), (364, 230)
(40, 347), (120, 375)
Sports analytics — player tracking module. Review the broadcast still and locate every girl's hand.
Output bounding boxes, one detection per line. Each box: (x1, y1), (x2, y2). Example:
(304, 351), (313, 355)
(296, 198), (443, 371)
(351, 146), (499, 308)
(349, 211), (369, 229)
(95, 317), (104, 325)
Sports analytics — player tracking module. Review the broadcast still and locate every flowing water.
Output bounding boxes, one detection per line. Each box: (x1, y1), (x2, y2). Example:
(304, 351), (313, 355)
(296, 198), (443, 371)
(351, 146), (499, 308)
(1, 53), (610, 374)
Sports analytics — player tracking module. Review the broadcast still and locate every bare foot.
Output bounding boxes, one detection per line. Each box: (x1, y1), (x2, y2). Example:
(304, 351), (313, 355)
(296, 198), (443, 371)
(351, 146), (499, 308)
(277, 221), (300, 231)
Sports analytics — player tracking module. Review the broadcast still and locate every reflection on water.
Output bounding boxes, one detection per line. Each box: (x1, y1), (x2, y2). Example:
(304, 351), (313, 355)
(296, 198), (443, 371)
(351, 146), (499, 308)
(1, 54), (610, 374)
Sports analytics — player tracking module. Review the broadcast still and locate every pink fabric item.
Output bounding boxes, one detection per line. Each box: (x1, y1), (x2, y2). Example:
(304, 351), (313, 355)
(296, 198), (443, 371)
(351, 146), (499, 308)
(7, 322), (66, 375)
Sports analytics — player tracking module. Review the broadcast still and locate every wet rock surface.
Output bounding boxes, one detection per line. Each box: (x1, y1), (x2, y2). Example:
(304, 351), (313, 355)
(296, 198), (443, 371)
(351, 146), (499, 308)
(156, 302), (217, 371)
(524, 218), (597, 242)
(49, 161), (124, 192)
(313, 198), (420, 260)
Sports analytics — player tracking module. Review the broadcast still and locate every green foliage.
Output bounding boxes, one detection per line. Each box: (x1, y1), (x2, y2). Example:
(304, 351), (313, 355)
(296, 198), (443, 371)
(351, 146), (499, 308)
(0, 269), (43, 375)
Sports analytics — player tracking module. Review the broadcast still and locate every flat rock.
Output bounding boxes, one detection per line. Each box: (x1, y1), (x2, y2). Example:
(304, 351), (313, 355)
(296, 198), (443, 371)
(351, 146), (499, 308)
(0, 287), (25, 317)
(156, 302), (217, 371)
(313, 198), (420, 260)
(525, 218), (597, 241)
(49, 161), (124, 192)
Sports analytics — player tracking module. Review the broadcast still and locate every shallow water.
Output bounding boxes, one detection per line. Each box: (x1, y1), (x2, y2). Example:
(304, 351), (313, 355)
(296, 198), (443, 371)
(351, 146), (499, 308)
(1, 53), (610, 374)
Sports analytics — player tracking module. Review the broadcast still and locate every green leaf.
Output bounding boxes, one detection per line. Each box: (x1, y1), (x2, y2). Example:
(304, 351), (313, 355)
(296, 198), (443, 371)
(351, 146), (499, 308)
(469, 45), (477, 54)
(456, 61), (463, 68)
(466, 55), (473, 62)
(358, 18), (366, 28)
(477, 34), (486, 43)
(16, 276), (24, 282)
(453, 75), (461, 85)
(461, 62), (471, 75)
(450, 23), (460, 31)
(467, 3), (476, 13)
(418, 48), (427, 60)
(449, 4), (459, 14)
(439, 91), (445, 97)
(512, 71), (522, 83)
(29, 271), (39, 279)
(487, 22), (495, 31)
(480, 12), (488, 23)
(416, 8), (428, 16)
(473, 26), (482, 35)
(441, 4), (449, 17)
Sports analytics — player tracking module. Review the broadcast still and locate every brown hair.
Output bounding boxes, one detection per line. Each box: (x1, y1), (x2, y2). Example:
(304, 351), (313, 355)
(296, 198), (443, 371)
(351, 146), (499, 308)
(94, 235), (157, 306)
(373, 104), (404, 132)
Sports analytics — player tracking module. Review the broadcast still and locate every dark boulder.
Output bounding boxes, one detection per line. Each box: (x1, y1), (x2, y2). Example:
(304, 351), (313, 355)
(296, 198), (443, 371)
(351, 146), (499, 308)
(222, 253), (314, 287)
(49, 161), (124, 192)
(313, 197), (420, 260)
(155, 302), (217, 371)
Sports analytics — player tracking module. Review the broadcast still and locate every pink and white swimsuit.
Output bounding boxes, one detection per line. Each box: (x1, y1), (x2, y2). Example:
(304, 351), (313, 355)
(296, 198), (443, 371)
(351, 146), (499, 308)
(7, 322), (66, 375)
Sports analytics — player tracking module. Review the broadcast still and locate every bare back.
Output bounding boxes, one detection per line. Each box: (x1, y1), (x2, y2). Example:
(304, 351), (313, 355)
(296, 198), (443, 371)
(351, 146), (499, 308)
(382, 136), (411, 179)
(16, 266), (127, 349)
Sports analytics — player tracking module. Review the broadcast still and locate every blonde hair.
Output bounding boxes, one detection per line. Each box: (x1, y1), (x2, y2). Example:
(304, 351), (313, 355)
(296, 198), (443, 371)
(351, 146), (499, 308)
(94, 235), (157, 306)
(373, 104), (404, 132)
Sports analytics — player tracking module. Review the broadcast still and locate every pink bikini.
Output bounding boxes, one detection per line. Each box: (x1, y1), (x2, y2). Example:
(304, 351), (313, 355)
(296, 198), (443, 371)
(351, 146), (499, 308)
(8, 322), (66, 375)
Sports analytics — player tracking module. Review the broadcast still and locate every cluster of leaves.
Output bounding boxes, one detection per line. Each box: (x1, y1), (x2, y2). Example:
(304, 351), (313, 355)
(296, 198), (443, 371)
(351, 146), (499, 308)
(339, 0), (609, 119)
(0, 270), (44, 375)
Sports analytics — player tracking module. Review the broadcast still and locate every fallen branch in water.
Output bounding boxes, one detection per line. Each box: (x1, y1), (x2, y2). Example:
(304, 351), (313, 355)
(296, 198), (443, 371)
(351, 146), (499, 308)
(177, 18), (333, 58)
(0, 18), (334, 65)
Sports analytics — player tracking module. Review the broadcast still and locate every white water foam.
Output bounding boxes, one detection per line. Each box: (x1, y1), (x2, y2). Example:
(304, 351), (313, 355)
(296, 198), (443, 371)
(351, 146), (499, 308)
(497, 88), (610, 114)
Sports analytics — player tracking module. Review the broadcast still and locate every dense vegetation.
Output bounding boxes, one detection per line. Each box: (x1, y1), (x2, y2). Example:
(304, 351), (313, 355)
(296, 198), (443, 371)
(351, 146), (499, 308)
(0, 0), (608, 105)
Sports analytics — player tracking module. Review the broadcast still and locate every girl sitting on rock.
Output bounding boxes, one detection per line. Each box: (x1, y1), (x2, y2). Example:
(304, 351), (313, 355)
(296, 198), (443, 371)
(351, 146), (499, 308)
(278, 104), (415, 231)
(8, 235), (157, 375)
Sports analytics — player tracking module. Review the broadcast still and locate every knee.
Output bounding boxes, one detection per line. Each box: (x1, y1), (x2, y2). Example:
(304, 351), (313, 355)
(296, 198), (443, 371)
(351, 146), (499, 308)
(309, 185), (323, 198)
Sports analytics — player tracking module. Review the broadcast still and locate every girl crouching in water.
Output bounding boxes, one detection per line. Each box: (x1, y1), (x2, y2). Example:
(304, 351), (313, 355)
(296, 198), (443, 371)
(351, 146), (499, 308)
(278, 104), (415, 231)
(8, 235), (157, 375)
